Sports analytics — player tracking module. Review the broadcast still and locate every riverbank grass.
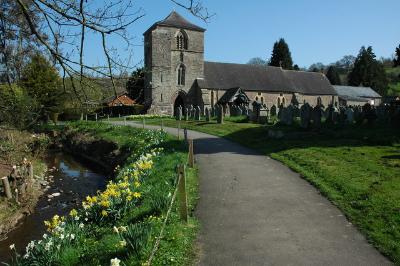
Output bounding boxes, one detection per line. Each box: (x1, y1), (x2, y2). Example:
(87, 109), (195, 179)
(137, 117), (400, 263)
(8, 122), (199, 265)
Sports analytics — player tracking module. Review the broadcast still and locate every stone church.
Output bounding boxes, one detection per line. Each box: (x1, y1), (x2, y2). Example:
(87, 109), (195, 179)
(143, 11), (337, 114)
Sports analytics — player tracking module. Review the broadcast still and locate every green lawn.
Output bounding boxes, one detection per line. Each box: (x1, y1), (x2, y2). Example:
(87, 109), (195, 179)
(136, 116), (400, 264)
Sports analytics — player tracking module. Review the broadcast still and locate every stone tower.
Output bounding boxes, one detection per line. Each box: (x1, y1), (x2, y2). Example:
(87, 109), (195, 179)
(143, 11), (205, 114)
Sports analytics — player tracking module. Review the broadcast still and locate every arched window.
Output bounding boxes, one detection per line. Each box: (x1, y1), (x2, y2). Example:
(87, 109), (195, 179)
(176, 31), (188, 50)
(178, 64), (185, 85)
(261, 97), (264, 104)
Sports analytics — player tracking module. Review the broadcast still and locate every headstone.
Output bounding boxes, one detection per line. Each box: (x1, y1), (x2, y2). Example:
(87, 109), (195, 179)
(185, 108), (189, 121)
(345, 107), (354, 124)
(242, 107), (248, 116)
(211, 106), (215, 117)
(258, 108), (269, 124)
(177, 106), (183, 120)
(312, 105), (323, 129)
(205, 107), (210, 122)
(300, 103), (311, 128)
(270, 105), (277, 116)
(195, 106), (201, 121)
(217, 105), (224, 124)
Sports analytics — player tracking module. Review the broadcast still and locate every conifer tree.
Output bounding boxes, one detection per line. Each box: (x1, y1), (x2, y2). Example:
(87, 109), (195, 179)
(269, 38), (293, 70)
(394, 44), (400, 67)
(326, 66), (341, 85)
(348, 46), (388, 95)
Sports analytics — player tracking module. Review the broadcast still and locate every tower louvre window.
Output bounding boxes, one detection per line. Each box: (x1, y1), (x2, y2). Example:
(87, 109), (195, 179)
(176, 31), (188, 50)
(178, 64), (185, 85)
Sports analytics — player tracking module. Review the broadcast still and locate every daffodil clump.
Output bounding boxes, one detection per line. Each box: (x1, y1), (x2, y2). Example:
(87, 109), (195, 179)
(11, 135), (166, 265)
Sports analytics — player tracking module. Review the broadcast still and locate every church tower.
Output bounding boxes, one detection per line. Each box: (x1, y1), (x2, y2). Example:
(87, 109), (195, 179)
(143, 11), (205, 114)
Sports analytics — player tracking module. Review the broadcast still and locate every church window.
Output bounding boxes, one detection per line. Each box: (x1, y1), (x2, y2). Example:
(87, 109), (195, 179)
(180, 52), (184, 62)
(261, 97), (264, 104)
(178, 64), (185, 85)
(161, 93), (163, 102)
(277, 97), (281, 106)
(160, 73), (163, 82)
(258, 92), (261, 96)
(176, 31), (188, 50)
(255, 96), (259, 101)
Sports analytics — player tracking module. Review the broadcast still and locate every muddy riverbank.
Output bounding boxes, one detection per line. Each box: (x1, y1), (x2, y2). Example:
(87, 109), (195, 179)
(0, 152), (107, 261)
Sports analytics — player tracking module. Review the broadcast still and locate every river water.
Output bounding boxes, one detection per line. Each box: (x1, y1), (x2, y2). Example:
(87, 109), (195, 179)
(0, 152), (107, 261)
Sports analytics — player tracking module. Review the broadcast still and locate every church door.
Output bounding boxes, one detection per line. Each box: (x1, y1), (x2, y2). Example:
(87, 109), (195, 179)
(174, 94), (185, 116)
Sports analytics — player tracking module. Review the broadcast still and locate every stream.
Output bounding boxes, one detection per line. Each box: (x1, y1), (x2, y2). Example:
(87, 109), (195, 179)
(0, 152), (107, 261)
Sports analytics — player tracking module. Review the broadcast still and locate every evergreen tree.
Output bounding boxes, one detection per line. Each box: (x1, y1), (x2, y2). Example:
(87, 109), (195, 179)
(126, 67), (144, 103)
(394, 44), (400, 67)
(348, 46), (388, 95)
(269, 38), (293, 70)
(293, 64), (300, 71)
(19, 54), (63, 115)
(326, 66), (341, 85)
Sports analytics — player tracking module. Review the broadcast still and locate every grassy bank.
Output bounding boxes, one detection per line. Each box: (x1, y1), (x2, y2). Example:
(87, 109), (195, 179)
(137, 116), (400, 263)
(7, 122), (199, 265)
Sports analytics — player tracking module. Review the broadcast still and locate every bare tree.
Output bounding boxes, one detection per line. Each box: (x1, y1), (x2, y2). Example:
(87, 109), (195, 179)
(3, 0), (212, 105)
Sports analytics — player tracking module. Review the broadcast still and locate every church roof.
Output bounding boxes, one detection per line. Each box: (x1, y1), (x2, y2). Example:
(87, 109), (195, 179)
(144, 11), (205, 34)
(198, 62), (337, 95)
(333, 85), (381, 99)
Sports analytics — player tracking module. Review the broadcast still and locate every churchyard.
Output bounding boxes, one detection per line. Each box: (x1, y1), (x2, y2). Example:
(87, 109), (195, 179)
(123, 102), (400, 262)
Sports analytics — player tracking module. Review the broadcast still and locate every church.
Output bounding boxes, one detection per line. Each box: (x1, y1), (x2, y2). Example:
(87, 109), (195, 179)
(143, 11), (338, 115)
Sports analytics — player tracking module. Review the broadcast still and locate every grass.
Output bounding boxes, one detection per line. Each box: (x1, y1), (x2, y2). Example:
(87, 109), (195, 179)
(137, 116), (400, 264)
(11, 122), (200, 265)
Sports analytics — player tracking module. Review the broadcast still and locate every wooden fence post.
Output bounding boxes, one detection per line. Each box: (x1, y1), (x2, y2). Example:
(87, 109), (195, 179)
(184, 128), (188, 142)
(177, 164), (188, 222)
(188, 139), (194, 168)
(124, 117), (127, 126)
(1, 176), (12, 199)
(177, 121), (181, 140)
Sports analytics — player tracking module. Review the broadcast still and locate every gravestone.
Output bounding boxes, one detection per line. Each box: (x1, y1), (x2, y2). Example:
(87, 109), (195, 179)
(185, 108), (189, 121)
(270, 105), (277, 116)
(300, 103), (311, 128)
(258, 108), (269, 124)
(312, 105), (323, 129)
(242, 107), (248, 116)
(345, 107), (354, 124)
(205, 107), (210, 121)
(177, 106), (183, 121)
(195, 106), (201, 121)
(217, 105), (224, 124)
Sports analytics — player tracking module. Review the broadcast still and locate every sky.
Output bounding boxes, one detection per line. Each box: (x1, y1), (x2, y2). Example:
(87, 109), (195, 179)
(83, 0), (400, 70)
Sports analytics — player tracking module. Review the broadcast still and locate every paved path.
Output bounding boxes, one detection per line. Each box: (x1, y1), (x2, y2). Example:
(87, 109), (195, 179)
(112, 121), (391, 266)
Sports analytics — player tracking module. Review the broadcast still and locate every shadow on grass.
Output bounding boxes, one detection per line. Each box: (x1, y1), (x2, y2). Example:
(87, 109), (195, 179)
(222, 123), (400, 156)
